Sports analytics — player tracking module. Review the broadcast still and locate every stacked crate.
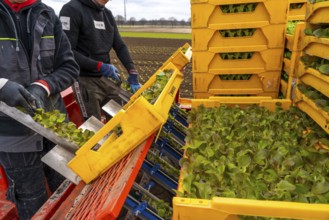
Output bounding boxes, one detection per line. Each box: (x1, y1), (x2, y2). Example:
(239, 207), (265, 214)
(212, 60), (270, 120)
(288, 0), (307, 21)
(293, 0), (329, 136)
(191, 0), (289, 99)
(280, 22), (305, 99)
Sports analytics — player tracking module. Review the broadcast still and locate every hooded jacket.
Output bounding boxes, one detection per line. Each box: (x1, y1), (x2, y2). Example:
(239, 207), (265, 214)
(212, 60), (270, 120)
(59, 0), (135, 77)
(0, 0), (80, 152)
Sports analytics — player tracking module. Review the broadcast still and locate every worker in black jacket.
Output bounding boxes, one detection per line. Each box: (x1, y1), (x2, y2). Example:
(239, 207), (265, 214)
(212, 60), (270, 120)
(60, 0), (141, 120)
(0, 0), (79, 219)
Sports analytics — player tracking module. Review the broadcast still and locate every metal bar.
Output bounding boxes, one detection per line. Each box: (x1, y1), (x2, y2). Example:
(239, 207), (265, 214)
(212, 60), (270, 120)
(125, 195), (163, 220)
(0, 102), (79, 153)
(141, 161), (177, 194)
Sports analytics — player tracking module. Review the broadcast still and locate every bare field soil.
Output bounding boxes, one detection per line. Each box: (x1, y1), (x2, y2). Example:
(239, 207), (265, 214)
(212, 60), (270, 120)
(110, 37), (193, 98)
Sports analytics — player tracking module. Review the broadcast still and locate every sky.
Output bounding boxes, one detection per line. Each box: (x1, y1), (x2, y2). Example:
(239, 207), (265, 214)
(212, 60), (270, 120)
(42, 0), (191, 21)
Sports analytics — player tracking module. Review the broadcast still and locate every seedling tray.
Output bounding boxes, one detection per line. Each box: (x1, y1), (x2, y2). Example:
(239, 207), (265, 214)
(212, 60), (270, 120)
(191, 0), (288, 29)
(192, 24), (286, 52)
(297, 61), (329, 98)
(173, 97), (329, 220)
(193, 49), (284, 74)
(193, 71), (281, 95)
(305, 1), (329, 24)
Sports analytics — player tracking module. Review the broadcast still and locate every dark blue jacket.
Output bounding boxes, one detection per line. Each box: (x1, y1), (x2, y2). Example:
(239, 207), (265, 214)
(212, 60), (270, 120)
(59, 0), (135, 77)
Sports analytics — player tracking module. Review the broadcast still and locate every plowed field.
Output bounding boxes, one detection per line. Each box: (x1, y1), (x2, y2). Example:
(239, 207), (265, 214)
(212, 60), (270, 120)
(110, 37), (193, 98)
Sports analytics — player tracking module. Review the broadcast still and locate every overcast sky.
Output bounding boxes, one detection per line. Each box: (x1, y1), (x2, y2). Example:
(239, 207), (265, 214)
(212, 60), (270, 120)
(42, 0), (191, 21)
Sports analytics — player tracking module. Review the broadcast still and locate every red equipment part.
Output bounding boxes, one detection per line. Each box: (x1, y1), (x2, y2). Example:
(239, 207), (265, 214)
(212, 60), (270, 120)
(33, 133), (156, 220)
(60, 86), (84, 127)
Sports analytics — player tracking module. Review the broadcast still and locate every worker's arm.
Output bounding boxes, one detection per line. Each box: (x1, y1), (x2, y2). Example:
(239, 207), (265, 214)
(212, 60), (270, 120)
(59, 4), (100, 74)
(39, 13), (80, 95)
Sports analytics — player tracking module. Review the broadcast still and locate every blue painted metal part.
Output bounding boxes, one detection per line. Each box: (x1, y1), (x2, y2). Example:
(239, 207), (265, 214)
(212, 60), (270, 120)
(142, 161), (177, 191)
(125, 196), (163, 220)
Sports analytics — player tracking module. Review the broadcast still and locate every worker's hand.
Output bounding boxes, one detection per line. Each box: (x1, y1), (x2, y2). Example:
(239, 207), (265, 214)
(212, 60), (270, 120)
(127, 72), (141, 93)
(100, 63), (121, 82)
(26, 84), (48, 110)
(0, 80), (36, 115)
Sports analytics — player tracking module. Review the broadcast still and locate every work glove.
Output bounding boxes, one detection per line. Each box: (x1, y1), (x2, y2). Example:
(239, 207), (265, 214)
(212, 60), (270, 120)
(26, 84), (48, 110)
(127, 72), (141, 93)
(0, 80), (36, 115)
(100, 63), (121, 82)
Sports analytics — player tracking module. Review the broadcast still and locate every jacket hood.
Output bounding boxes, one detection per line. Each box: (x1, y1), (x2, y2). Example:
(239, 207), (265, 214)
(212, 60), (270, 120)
(79, 0), (104, 11)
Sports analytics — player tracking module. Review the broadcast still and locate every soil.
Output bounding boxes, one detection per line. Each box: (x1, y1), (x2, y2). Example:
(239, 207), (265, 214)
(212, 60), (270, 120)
(110, 37), (193, 98)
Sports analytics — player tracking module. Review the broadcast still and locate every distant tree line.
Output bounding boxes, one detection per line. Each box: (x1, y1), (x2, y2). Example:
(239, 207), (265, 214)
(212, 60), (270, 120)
(115, 15), (191, 27)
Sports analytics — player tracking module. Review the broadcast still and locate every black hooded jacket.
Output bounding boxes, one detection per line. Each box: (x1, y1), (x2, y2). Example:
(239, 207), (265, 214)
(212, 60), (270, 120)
(59, 0), (135, 77)
(0, 0), (79, 151)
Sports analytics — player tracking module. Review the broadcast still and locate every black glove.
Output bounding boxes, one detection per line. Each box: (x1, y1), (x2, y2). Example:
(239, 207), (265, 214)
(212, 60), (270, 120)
(26, 84), (48, 110)
(0, 80), (36, 114)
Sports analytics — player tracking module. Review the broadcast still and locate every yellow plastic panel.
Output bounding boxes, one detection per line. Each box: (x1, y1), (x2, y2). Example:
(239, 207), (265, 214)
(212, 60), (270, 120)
(193, 92), (279, 99)
(193, 72), (281, 94)
(173, 197), (329, 220)
(191, 0), (288, 29)
(285, 22), (305, 51)
(68, 97), (164, 183)
(305, 1), (329, 24)
(280, 79), (288, 96)
(125, 62), (183, 109)
(280, 76), (295, 99)
(192, 49), (284, 74)
(283, 51), (302, 77)
(297, 61), (329, 98)
(302, 36), (329, 59)
(192, 24), (286, 52)
(294, 88), (329, 134)
(288, 1), (306, 21)
(192, 97), (291, 110)
(68, 62), (184, 183)
(161, 43), (192, 70)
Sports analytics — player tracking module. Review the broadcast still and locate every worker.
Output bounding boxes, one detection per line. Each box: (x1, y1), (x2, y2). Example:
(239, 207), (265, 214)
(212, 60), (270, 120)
(0, 0), (79, 219)
(59, 0), (141, 121)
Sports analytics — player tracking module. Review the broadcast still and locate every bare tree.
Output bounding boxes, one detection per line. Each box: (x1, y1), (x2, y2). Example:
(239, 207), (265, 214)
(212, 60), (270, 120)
(115, 15), (125, 26)
(159, 17), (166, 27)
(139, 18), (147, 26)
(128, 17), (136, 26)
(168, 17), (177, 27)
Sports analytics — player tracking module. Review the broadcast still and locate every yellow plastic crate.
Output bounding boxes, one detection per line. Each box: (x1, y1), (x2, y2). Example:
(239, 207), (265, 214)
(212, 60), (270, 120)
(192, 24), (286, 52)
(161, 43), (192, 70)
(280, 76), (295, 99)
(193, 72), (281, 95)
(193, 49), (284, 74)
(305, 1), (329, 24)
(173, 197), (329, 220)
(173, 97), (329, 220)
(193, 92), (279, 99)
(283, 51), (302, 77)
(297, 61), (329, 98)
(294, 87), (329, 135)
(193, 96), (292, 113)
(67, 62), (184, 183)
(288, 0), (307, 21)
(302, 35), (329, 60)
(191, 0), (289, 29)
(285, 22), (305, 51)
